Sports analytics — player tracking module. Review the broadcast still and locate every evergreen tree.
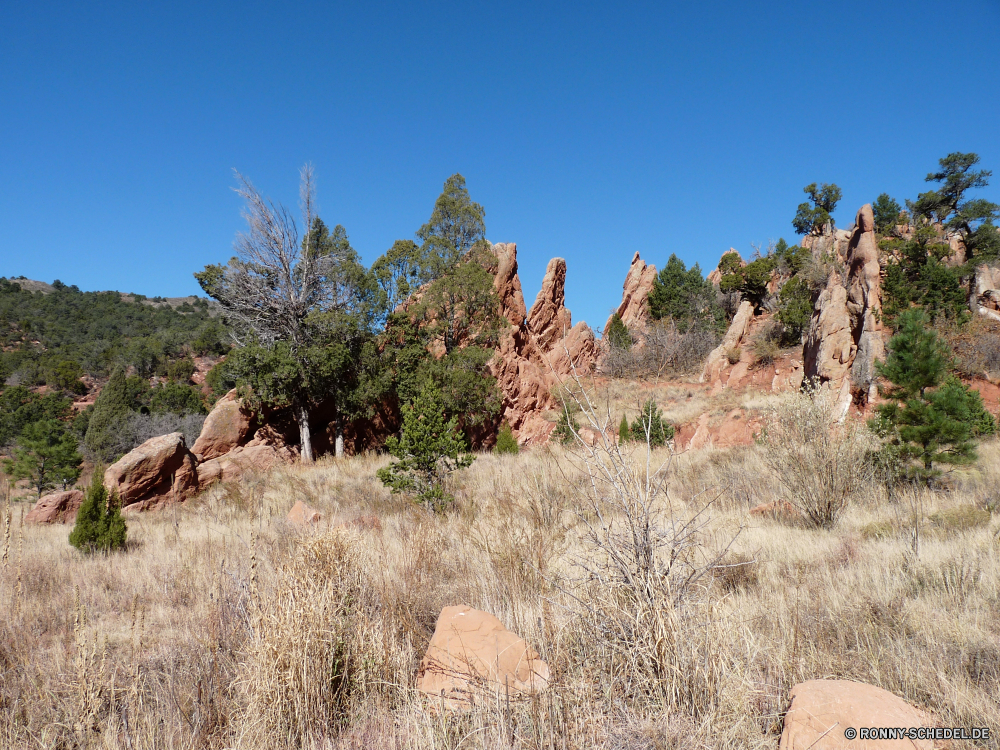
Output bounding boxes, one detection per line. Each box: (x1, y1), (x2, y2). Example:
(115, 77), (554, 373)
(69, 477), (127, 553)
(605, 313), (631, 350)
(629, 399), (673, 446)
(872, 193), (903, 234)
(553, 405), (580, 445)
(792, 183), (842, 235)
(874, 310), (986, 481)
(84, 367), (133, 462)
(618, 414), (630, 442)
(493, 423), (519, 455)
(3, 419), (82, 496)
(416, 174), (486, 280)
(376, 382), (474, 510)
(776, 276), (812, 345)
(647, 254), (723, 333)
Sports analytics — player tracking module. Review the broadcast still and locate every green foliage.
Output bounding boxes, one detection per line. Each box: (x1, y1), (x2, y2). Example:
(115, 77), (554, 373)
(69, 478), (127, 553)
(553, 406), (580, 445)
(376, 382), (474, 510)
(647, 254), (724, 333)
(873, 193), (903, 234)
(774, 240), (811, 275)
(371, 239), (424, 314)
(776, 276), (812, 344)
(881, 233), (968, 325)
(3, 419), (82, 496)
(84, 367), (133, 462)
(0, 386), (72, 447)
(629, 399), (673, 446)
(44, 359), (87, 394)
(874, 310), (985, 481)
(792, 182), (842, 235)
(205, 359), (237, 398)
(493, 423), (519, 455)
(718, 252), (776, 311)
(149, 382), (205, 415)
(416, 174), (486, 280)
(618, 414), (630, 442)
(605, 313), (631, 350)
(166, 357), (197, 383)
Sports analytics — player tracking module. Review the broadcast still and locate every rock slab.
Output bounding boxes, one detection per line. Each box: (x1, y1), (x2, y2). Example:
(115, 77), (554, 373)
(25, 490), (84, 524)
(417, 605), (549, 708)
(780, 679), (933, 749)
(287, 499), (322, 526)
(104, 432), (198, 508)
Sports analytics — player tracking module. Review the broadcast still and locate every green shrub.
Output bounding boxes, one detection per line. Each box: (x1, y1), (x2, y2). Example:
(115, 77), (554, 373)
(629, 399), (674, 446)
(618, 414), (630, 442)
(493, 423), (519, 455)
(553, 406), (580, 445)
(605, 313), (631, 351)
(69, 478), (127, 553)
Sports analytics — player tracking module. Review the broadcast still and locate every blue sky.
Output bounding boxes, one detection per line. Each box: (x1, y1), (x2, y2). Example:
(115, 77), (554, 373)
(2, 0), (999, 333)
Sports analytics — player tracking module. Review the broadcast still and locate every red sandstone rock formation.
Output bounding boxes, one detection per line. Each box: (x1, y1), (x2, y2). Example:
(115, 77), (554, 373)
(190, 389), (256, 460)
(25, 490), (84, 524)
(286, 499), (322, 526)
(416, 605), (549, 709)
(104, 433), (198, 510)
(605, 252), (658, 332)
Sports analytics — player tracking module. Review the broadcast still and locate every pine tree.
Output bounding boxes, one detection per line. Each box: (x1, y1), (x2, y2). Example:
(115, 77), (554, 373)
(84, 367), (133, 462)
(552, 406), (580, 445)
(629, 399), (674, 447)
(3, 419), (82, 496)
(493, 423), (519, 455)
(605, 313), (631, 350)
(874, 310), (986, 481)
(376, 382), (474, 510)
(618, 414), (630, 443)
(69, 477), (127, 553)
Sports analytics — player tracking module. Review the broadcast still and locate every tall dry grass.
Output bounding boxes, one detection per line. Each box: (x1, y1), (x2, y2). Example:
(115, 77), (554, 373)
(0, 424), (998, 748)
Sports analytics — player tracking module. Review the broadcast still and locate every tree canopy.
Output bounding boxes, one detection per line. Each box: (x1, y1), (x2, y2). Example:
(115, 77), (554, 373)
(792, 183), (842, 235)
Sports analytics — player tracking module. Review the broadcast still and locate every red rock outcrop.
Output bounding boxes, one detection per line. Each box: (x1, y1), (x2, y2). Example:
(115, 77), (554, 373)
(803, 204), (887, 416)
(605, 251), (658, 332)
(416, 605), (549, 708)
(492, 242), (528, 326)
(701, 300), (754, 386)
(195, 444), (296, 492)
(527, 258), (573, 349)
(706, 248), (743, 286)
(25, 490), (84, 524)
(287, 499), (322, 526)
(780, 679), (933, 749)
(191, 389), (256, 461)
(104, 433), (198, 509)
(974, 263), (1000, 322)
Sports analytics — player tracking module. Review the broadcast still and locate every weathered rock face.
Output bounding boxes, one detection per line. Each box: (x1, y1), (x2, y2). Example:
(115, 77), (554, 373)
(25, 490), (84, 524)
(527, 258), (573, 350)
(701, 300), (754, 385)
(780, 679), (933, 750)
(287, 499), (322, 526)
(416, 605), (549, 708)
(803, 204), (887, 416)
(195, 444), (295, 492)
(974, 263), (1000, 322)
(492, 242), (528, 326)
(104, 433), (198, 509)
(190, 389), (256, 461)
(606, 251), (658, 332)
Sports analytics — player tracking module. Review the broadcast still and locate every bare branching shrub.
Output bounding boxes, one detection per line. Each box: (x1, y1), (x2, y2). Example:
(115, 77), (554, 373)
(751, 320), (783, 368)
(944, 316), (1000, 378)
(725, 346), (742, 365)
(602, 320), (718, 379)
(761, 383), (877, 528)
(556, 371), (738, 716)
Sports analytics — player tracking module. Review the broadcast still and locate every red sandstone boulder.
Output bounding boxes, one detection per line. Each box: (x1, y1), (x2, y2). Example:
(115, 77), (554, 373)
(25, 490), (84, 524)
(104, 432), (198, 509)
(416, 605), (549, 708)
(287, 499), (322, 526)
(196, 444), (295, 491)
(701, 300), (753, 385)
(191, 389), (256, 461)
(780, 679), (933, 749)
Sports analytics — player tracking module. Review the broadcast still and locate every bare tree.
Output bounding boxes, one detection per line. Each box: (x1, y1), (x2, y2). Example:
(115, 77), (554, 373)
(195, 166), (364, 462)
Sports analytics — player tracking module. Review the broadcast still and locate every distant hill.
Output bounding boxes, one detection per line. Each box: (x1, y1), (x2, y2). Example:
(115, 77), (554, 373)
(3, 277), (221, 315)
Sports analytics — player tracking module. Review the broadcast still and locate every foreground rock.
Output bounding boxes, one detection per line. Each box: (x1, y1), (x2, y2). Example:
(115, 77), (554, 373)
(190, 389), (255, 461)
(286, 499), (322, 526)
(780, 679), (933, 749)
(416, 605), (550, 708)
(104, 432), (198, 510)
(701, 300), (754, 386)
(25, 490), (84, 524)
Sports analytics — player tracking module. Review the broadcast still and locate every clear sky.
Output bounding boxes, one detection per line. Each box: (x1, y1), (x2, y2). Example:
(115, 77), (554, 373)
(3, 0), (999, 333)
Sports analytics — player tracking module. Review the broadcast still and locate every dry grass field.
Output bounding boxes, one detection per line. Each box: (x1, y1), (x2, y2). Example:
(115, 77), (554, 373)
(1, 388), (999, 749)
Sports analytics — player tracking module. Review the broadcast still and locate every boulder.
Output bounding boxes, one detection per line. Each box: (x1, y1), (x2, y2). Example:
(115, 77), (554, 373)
(416, 605), (549, 708)
(104, 433), (198, 508)
(545, 321), (599, 378)
(780, 679), (933, 749)
(701, 300), (754, 385)
(25, 490), (84, 524)
(191, 389), (256, 461)
(196, 444), (294, 491)
(606, 252), (658, 332)
(527, 258), (573, 350)
(287, 499), (322, 526)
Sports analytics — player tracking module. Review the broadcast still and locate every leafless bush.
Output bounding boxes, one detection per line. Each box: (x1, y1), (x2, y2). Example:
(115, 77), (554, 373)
(601, 320), (718, 379)
(81, 413), (207, 462)
(801, 250), (846, 291)
(945, 316), (1000, 378)
(751, 319), (783, 368)
(761, 382), (878, 528)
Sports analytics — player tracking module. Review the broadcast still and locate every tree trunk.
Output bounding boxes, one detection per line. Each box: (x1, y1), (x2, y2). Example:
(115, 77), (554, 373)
(297, 404), (314, 463)
(334, 416), (345, 459)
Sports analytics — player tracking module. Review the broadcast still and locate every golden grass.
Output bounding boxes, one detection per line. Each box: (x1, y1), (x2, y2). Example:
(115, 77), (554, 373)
(1, 436), (998, 749)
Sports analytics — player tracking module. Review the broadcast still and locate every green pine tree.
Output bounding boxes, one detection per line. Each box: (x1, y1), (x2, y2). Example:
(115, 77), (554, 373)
(553, 406), (580, 445)
(493, 423), (519, 455)
(605, 313), (631, 350)
(3, 419), (82, 496)
(647, 254), (723, 333)
(874, 309), (987, 481)
(618, 414), (630, 443)
(629, 399), (674, 447)
(84, 367), (133, 462)
(376, 382), (474, 510)
(69, 477), (127, 553)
